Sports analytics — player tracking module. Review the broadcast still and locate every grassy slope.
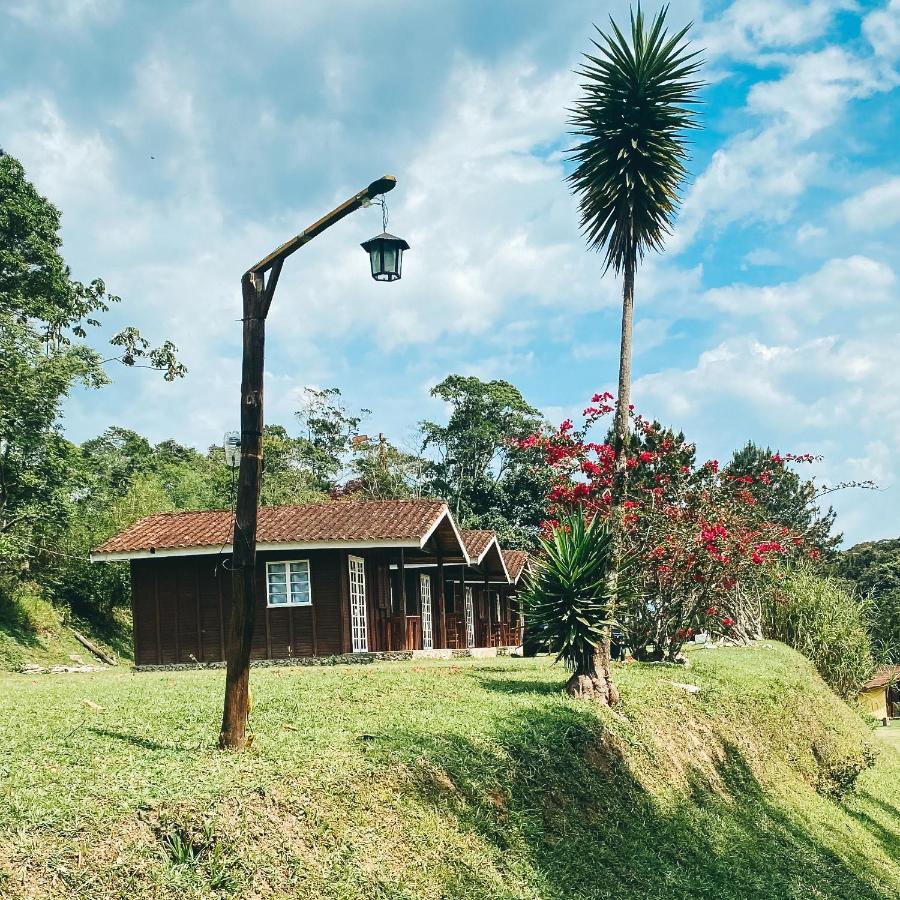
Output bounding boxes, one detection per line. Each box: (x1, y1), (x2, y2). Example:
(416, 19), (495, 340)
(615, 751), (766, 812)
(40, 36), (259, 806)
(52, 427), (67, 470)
(1, 644), (898, 900)
(0, 601), (131, 671)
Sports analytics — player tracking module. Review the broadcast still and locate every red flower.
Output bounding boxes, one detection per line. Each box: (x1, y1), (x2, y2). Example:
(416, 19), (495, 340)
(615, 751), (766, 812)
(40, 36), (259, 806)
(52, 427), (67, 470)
(639, 451), (654, 464)
(707, 606), (718, 615)
(721, 617), (734, 627)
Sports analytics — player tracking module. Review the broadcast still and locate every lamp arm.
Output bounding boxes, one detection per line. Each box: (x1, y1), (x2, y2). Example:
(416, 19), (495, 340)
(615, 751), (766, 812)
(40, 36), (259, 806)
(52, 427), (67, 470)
(246, 175), (396, 277)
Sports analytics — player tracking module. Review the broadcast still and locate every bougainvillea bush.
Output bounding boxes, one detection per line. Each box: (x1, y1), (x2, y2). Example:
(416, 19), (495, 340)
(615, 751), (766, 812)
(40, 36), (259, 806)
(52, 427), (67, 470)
(518, 394), (826, 662)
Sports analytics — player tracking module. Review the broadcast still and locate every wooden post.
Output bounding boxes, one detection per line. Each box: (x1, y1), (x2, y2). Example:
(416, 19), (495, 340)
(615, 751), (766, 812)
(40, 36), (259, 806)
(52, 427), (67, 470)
(219, 272), (266, 750)
(339, 551), (351, 654)
(484, 572), (492, 647)
(398, 547), (407, 649)
(216, 175), (397, 749)
(461, 564), (468, 648)
(436, 550), (447, 649)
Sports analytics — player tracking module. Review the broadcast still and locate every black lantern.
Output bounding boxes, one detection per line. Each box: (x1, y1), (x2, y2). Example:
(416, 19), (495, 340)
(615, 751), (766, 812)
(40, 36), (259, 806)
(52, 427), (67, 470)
(360, 232), (409, 282)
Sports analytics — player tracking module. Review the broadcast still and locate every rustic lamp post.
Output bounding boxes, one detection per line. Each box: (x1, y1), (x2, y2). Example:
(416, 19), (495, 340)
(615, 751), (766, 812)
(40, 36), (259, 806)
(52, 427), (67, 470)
(220, 175), (406, 750)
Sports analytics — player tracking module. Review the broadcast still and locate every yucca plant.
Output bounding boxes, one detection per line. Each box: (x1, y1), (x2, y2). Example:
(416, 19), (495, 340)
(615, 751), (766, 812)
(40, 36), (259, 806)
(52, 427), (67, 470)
(567, 4), (702, 701)
(522, 515), (631, 701)
(569, 8), (702, 471)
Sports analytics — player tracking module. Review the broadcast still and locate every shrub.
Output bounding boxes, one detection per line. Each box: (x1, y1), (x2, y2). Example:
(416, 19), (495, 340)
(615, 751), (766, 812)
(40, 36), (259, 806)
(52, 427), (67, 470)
(521, 515), (627, 700)
(764, 569), (875, 698)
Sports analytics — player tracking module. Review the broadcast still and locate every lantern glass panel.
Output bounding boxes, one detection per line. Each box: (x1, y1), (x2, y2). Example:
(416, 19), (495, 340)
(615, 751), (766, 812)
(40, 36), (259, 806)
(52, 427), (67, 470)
(382, 245), (397, 275)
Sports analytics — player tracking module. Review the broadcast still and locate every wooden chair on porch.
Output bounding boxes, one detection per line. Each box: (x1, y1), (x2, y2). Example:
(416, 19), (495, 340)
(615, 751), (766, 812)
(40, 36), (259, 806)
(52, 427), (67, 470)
(444, 614), (462, 650)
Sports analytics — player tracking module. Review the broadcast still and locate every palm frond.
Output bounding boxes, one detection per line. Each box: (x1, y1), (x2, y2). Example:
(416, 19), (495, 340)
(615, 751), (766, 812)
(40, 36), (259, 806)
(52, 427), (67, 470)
(567, 4), (703, 274)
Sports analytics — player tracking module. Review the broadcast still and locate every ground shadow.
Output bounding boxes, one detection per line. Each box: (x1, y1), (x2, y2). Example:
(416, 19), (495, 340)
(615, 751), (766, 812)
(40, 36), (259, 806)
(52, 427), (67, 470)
(0, 602), (43, 650)
(374, 702), (895, 899)
(470, 673), (564, 696)
(87, 726), (201, 753)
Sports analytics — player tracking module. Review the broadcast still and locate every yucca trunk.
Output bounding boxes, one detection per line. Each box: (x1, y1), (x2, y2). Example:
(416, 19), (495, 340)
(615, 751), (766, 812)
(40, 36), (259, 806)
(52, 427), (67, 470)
(568, 637), (619, 702)
(591, 260), (635, 705)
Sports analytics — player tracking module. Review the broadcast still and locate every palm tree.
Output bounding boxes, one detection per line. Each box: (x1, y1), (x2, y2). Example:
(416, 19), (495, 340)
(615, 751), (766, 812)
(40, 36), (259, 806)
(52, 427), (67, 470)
(566, 5), (702, 701)
(522, 515), (632, 700)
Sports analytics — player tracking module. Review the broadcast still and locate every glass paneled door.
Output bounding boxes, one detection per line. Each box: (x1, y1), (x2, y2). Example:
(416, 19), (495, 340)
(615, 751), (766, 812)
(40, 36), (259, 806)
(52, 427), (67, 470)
(420, 574), (433, 650)
(348, 555), (368, 653)
(465, 585), (475, 649)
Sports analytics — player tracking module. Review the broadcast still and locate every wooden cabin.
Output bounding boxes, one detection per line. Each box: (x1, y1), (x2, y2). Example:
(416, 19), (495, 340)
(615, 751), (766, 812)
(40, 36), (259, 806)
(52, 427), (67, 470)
(91, 499), (526, 667)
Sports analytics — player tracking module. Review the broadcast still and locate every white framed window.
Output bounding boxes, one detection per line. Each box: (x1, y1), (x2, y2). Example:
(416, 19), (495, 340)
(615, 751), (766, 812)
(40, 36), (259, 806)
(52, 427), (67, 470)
(266, 560), (312, 607)
(465, 585), (475, 649)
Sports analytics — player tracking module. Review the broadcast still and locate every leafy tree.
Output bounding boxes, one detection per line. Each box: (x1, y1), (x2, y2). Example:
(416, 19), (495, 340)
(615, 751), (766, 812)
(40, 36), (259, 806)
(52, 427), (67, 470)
(258, 425), (329, 505)
(530, 397), (824, 663)
(831, 538), (900, 663)
(727, 441), (840, 554)
(0, 315), (102, 571)
(294, 387), (367, 492)
(566, 7), (702, 701)
(521, 515), (626, 701)
(420, 375), (549, 544)
(567, 8), (701, 498)
(342, 433), (424, 500)
(0, 150), (184, 613)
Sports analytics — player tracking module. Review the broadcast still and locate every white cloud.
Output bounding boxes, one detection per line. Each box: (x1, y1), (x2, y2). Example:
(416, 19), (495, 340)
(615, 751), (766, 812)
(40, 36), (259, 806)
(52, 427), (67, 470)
(700, 0), (853, 60)
(842, 176), (900, 231)
(796, 222), (826, 243)
(747, 47), (882, 139)
(0, 93), (116, 220)
(6, 0), (120, 27)
(704, 256), (895, 336)
(674, 44), (889, 250)
(863, 0), (900, 59)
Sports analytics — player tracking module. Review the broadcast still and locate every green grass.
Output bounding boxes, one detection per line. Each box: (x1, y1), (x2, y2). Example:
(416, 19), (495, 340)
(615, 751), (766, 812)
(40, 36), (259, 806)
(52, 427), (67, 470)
(0, 591), (130, 671)
(1, 643), (898, 899)
(875, 720), (900, 752)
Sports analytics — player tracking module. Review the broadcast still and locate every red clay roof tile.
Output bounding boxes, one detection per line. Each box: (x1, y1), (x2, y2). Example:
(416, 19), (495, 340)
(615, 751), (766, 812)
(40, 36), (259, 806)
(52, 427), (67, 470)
(460, 529), (497, 562)
(501, 550), (529, 582)
(93, 499), (449, 555)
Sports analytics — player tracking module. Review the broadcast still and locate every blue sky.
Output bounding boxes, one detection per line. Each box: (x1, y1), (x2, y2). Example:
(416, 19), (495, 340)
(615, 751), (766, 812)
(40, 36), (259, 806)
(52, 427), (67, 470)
(2, 0), (898, 546)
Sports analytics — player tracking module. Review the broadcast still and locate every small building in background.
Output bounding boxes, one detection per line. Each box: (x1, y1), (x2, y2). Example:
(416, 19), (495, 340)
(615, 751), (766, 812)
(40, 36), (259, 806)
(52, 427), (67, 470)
(859, 666), (900, 722)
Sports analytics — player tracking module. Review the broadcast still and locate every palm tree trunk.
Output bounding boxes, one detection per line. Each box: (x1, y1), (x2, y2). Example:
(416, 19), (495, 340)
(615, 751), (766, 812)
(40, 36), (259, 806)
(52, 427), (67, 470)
(613, 258), (635, 492)
(592, 259), (635, 705)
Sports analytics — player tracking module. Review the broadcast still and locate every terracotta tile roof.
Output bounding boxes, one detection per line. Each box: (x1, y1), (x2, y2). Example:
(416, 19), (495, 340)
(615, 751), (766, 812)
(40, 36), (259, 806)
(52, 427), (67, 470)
(93, 499), (449, 555)
(501, 550), (529, 582)
(460, 530), (497, 562)
(862, 666), (900, 691)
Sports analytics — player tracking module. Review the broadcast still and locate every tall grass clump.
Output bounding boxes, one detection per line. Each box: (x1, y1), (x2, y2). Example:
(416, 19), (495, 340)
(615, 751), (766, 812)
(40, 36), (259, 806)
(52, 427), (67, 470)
(764, 569), (876, 698)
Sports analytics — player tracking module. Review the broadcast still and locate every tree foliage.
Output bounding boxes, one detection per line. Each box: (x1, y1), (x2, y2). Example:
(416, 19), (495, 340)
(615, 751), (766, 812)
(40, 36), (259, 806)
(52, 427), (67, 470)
(727, 441), (840, 554)
(0, 151), (184, 592)
(420, 375), (550, 546)
(831, 538), (900, 664)
(567, 6), (702, 272)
